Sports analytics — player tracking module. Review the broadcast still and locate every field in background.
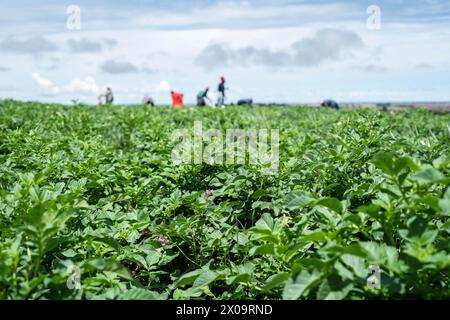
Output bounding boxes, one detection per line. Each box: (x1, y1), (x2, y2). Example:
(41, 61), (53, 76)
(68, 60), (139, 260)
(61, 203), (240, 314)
(0, 100), (449, 300)
(340, 102), (450, 114)
(255, 102), (450, 114)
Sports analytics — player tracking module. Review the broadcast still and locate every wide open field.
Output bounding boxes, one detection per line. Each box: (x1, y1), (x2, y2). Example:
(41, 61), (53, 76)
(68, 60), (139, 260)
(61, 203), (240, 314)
(0, 100), (449, 300)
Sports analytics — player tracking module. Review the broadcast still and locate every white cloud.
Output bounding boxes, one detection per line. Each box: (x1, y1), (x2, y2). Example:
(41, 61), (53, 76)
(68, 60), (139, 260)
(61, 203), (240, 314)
(354, 64), (388, 73)
(195, 29), (364, 70)
(64, 76), (100, 95)
(133, 2), (359, 30)
(156, 80), (171, 92)
(100, 59), (138, 74)
(32, 73), (101, 97)
(67, 38), (118, 53)
(2, 37), (58, 54)
(67, 39), (103, 53)
(31, 72), (60, 95)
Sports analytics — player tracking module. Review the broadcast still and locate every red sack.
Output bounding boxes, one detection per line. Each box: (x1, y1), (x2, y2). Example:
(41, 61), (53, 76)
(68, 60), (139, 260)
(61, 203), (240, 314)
(171, 91), (184, 108)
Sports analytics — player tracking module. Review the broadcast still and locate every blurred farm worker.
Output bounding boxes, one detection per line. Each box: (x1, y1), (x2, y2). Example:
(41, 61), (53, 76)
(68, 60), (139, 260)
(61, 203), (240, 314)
(321, 99), (339, 110)
(217, 76), (227, 108)
(197, 87), (213, 107)
(98, 87), (114, 105)
(142, 95), (155, 106)
(171, 91), (184, 108)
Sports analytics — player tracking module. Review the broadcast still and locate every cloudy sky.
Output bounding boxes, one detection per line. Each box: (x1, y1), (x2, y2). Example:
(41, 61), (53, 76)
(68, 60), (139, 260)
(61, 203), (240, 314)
(0, 0), (449, 104)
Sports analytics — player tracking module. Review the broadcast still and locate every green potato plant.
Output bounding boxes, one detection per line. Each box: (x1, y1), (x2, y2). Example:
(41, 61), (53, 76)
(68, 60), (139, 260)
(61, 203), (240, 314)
(0, 100), (449, 300)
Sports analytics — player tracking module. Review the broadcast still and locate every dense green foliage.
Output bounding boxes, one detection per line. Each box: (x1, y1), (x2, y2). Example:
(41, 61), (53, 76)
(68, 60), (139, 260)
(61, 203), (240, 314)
(0, 100), (449, 300)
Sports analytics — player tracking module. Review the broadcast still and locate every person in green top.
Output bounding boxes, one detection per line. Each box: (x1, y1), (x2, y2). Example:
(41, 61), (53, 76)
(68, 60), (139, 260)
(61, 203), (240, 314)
(197, 87), (211, 107)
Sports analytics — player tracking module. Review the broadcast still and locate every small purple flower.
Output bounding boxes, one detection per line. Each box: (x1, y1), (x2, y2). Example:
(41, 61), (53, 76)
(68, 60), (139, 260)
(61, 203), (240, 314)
(206, 189), (214, 197)
(157, 235), (170, 246)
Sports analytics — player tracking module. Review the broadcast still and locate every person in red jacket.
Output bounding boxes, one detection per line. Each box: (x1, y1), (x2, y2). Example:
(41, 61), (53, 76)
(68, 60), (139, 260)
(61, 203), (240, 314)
(171, 90), (184, 108)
